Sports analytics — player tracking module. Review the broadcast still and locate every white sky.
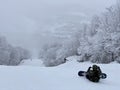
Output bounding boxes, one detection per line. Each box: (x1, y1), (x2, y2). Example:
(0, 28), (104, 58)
(0, 0), (116, 53)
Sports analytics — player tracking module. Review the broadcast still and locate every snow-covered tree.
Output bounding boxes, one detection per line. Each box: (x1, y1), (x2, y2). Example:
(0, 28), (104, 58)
(39, 41), (62, 66)
(0, 35), (31, 65)
(0, 36), (11, 65)
(90, 15), (101, 36)
(9, 47), (31, 65)
(39, 33), (80, 66)
(77, 1), (120, 63)
(56, 36), (80, 62)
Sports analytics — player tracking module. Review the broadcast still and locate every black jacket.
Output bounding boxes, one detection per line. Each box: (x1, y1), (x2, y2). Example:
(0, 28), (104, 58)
(86, 66), (102, 82)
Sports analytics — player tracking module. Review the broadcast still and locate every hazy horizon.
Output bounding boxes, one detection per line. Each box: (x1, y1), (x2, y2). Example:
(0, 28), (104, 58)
(0, 0), (116, 57)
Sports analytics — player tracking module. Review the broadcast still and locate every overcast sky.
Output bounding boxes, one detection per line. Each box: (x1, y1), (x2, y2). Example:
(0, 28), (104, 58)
(0, 0), (116, 55)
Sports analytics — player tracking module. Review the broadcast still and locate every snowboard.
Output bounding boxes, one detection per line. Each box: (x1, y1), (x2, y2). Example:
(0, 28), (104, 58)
(78, 71), (107, 79)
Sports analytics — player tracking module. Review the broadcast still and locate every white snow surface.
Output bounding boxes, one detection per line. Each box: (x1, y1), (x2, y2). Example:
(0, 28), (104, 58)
(0, 57), (120, 90)
(19, 59), (44, 67)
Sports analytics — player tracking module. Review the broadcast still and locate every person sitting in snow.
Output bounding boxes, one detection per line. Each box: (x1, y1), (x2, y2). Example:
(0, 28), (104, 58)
(86, 65), (102, 82)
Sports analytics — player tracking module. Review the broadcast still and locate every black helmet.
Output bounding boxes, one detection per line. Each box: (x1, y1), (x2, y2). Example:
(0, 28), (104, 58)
(92, 65), (98, 70)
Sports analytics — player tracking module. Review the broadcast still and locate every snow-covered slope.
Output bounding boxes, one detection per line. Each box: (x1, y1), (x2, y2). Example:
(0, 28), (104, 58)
(0, 59), (119, 90)
(19, 59), (44, 67)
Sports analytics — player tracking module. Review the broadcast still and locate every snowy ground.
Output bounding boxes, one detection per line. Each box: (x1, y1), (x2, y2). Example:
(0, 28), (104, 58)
(19, 59), (44, 67)
(0, 58), (120, 90)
